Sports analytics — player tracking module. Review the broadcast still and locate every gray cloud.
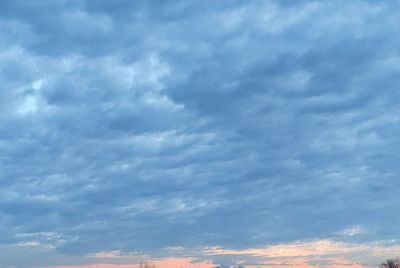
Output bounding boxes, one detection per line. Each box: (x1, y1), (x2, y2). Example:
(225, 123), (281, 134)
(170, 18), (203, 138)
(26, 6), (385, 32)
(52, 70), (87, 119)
(1, 0), (400, 267)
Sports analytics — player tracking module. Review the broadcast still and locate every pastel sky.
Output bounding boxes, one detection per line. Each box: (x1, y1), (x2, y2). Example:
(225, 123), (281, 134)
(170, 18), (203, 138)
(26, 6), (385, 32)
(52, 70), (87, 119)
(1, 1), (400, 268)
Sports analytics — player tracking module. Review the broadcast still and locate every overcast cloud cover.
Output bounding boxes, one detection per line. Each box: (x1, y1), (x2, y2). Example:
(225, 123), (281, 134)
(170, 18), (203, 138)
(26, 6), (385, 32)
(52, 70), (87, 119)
(1, 1), (400, 267)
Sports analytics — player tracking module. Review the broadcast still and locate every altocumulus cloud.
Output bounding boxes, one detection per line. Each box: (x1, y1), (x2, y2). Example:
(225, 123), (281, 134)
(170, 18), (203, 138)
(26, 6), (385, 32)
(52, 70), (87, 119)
(1, 1), (400, 267)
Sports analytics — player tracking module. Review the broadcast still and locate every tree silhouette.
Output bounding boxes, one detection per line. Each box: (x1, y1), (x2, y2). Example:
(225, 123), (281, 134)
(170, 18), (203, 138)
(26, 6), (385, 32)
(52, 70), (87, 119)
(138, 262), (156, 268)
(380, 258), (400, 268)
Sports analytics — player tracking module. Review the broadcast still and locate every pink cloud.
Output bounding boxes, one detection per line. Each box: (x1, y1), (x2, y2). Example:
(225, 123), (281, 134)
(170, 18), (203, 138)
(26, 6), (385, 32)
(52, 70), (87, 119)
(48, 238), (400, 268)
(48, 257), (366, 268)
(48, 263), (365, 268)
(48, 257), (214, 268)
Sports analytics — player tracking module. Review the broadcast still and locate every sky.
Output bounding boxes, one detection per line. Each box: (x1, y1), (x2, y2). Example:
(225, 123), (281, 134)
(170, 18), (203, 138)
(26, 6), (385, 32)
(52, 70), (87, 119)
(0, 0), (400, 267)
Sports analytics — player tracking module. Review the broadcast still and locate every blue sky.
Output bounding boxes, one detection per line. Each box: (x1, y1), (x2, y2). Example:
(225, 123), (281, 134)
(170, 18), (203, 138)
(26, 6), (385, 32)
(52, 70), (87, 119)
(1, 1), (400, 267)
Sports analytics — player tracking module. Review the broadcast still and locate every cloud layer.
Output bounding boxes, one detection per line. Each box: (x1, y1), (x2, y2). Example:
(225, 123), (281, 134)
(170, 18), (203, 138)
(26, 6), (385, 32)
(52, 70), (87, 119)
(1, 0), (400, 267)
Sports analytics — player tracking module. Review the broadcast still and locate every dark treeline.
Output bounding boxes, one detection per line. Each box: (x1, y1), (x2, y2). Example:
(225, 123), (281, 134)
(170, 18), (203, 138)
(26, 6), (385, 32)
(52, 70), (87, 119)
(381, 258), (400, 268)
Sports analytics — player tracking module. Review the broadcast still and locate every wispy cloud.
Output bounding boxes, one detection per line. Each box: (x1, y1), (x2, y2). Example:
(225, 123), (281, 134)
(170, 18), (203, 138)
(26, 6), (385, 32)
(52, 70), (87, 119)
(203, 240), (400, 267)
(339, 226), (366, 237)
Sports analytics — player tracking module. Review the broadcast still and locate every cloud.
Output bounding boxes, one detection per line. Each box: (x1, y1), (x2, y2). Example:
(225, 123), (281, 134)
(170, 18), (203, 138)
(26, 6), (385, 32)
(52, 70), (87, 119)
(202, 239), (400, 266)
(1, 0), (400, 267)
(339, 226), (366, 237)
(48, 239), (400, 268)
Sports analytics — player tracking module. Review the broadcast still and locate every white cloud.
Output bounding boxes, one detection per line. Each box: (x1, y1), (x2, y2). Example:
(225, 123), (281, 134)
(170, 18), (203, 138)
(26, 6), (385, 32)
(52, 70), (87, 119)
(339, 225), (366, 237)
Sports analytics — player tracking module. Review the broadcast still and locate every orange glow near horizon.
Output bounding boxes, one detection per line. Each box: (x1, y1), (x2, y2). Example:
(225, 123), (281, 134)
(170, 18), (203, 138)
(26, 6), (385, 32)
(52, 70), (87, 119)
(49, 258), (214, 268)
(49, 238), (398, 268)
(48, 257), (366, 268)
(48, 264), (365, 268)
